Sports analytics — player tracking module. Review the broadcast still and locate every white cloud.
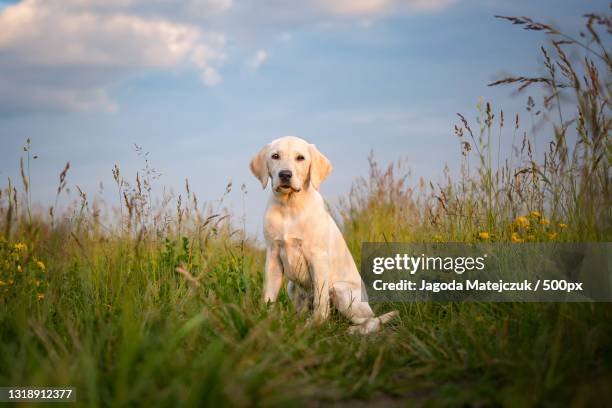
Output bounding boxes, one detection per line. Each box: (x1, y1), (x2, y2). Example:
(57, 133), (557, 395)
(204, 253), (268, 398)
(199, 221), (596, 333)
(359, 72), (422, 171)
(186, 0), (233, 18)
(34, 0), (233, 18)
(0, 0), (457, 114)
(0, 77), (118, 114)
(200, 67), (222, 86)
(220, 0), (457, 46)
(314, 0), (455, 17)
(247, 50), (269, 70)
(405, 0), (456, 12)
(0, 0), (228, 113)
(0, 8), (224, 68)
(317, 0), (392, 17)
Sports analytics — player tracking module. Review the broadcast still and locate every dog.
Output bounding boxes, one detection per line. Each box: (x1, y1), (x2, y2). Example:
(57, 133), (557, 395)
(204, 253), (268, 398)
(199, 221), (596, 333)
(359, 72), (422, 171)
(250, 136), (398, 334)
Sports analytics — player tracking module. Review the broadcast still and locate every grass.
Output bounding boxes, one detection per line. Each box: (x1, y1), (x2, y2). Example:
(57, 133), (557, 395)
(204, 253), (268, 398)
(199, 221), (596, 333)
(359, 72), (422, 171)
(1, 10), (611, 407)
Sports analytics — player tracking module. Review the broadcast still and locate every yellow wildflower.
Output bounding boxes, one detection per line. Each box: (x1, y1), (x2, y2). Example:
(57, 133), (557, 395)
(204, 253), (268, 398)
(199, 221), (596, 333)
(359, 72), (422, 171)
(478, 232), (491, 240)
(530, 211), (541, 219)
(14, 242), (27, 251)
(17, 265), (22, 273)
(527, 234), (536, 241)
(514, 216), (530, 229)
(511, 233), (524, 243)
(547, 232), (557, 241)
(36, 293), (45, 301)
(539, 218), (550, 226)
(33, 279), (41, 287)
(559, 223), (568, 229)
(36, 261), (46, 272)
(0, 280), (6, 286)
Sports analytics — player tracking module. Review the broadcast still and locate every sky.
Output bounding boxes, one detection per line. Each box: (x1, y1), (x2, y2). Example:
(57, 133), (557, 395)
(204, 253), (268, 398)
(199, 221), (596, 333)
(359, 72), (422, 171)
(0, 0), (609, 236)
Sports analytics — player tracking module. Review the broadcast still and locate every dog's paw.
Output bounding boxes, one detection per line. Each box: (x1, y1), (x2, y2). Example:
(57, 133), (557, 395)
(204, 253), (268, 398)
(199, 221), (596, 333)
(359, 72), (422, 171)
(347, 318), (381, 335)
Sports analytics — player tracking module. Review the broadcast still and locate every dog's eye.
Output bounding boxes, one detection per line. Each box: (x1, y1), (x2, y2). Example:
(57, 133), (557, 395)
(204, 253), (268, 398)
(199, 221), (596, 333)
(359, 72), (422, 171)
(271, 153), (280, 160)
(296, 155), (305, 161)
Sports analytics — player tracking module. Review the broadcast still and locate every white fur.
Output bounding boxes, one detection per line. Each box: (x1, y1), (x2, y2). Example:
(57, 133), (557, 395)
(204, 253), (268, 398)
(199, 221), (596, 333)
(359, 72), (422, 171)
(250, 136), (398, 334)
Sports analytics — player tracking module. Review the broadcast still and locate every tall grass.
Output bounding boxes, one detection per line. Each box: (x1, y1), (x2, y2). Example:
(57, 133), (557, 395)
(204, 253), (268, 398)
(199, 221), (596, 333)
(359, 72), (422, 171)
(341, 12), (610, 245)
(0, 10), (611, 407)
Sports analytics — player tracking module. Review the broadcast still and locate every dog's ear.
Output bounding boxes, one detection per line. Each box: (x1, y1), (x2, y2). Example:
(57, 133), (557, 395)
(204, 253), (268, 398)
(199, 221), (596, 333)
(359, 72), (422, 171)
(250, 145), (270, 189)
(308, 144), (332, 190)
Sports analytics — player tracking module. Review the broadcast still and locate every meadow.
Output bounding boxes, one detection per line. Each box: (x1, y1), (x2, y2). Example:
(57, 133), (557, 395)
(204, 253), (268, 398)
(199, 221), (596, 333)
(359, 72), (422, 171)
(0, 12), (610, 407)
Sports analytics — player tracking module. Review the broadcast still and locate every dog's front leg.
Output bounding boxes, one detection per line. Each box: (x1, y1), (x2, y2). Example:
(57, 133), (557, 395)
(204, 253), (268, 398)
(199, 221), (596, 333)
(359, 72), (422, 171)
(309, 252), (330, 323)
(264, 246), (283, 303)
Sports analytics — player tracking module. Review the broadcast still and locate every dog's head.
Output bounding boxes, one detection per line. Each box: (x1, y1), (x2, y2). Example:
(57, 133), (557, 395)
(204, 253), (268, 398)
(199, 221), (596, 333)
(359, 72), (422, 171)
(250, 136), (332, 194)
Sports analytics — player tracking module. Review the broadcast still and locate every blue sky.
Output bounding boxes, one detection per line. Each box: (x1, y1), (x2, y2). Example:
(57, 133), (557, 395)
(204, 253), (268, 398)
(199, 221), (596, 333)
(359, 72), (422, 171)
(0, 0), (608, 235)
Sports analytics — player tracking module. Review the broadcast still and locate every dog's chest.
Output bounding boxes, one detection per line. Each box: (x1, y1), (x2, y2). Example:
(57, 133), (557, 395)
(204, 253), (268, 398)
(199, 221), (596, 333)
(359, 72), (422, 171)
(277, 237), (310, 286)
(265, 205), (315, 287)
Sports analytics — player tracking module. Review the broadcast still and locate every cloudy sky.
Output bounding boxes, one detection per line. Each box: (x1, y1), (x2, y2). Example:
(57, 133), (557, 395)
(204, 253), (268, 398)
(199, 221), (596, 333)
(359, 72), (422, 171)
(0, 0), (608, 235)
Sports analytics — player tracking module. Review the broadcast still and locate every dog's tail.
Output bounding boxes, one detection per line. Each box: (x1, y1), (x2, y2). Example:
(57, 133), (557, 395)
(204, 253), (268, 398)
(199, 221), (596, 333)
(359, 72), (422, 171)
(348, 310), (399, 335)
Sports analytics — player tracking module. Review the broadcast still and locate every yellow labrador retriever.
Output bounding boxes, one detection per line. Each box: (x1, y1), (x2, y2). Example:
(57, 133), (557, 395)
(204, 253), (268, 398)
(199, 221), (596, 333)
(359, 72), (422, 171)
(250, 136), (397, 334)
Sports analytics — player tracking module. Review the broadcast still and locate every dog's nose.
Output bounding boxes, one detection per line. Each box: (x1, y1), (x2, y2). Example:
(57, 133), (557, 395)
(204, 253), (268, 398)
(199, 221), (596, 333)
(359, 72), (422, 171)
(278, 170), (292, 182)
